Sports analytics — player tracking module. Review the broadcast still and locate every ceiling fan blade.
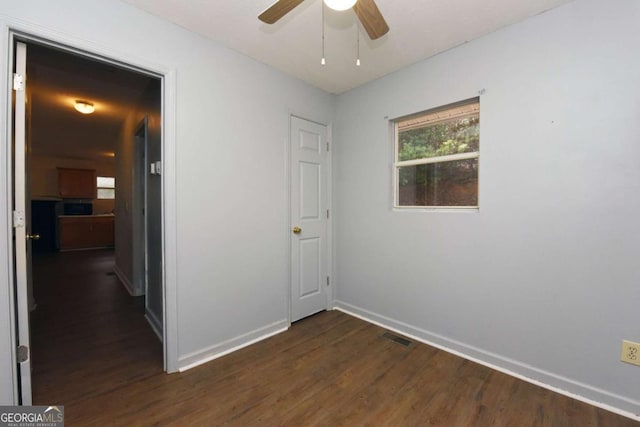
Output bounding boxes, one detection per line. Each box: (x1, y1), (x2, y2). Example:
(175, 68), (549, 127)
(259, 0), (305, 24)
(353, 0), (389, 40)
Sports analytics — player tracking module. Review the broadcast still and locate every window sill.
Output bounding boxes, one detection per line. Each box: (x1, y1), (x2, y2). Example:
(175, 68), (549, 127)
(392, 206), (479, 213)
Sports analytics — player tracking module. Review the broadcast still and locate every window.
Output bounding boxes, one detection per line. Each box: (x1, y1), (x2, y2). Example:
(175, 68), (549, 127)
(97, 176), (115, 199)
(394, 98), (479, 208)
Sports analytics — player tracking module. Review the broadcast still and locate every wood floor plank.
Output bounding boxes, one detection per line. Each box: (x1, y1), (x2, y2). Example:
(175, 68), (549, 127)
(30, 250), (639, 426)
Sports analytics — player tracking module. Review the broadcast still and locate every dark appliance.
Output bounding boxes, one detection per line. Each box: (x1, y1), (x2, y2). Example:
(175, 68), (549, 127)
(63, 202), (93, 216)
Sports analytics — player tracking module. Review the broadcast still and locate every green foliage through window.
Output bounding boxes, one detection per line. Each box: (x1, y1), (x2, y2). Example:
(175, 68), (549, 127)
(398, 116), (479, 162)
(395, 99), (479, 207)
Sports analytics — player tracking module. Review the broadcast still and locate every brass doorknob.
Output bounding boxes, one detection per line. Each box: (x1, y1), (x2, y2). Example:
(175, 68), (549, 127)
(292, 226), (302, 234)
(26, 233), (40, 241)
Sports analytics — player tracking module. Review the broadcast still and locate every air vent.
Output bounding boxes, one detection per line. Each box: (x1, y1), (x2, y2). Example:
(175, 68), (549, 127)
(382, 332), (412, 347)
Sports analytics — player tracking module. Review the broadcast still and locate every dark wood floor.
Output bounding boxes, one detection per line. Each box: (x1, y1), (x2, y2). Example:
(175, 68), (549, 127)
(31, 249), (163, 406)
(31, 250), (638, 426)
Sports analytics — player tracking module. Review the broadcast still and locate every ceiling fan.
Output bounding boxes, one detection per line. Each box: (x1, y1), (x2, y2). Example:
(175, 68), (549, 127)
(259, 0), (389, 40)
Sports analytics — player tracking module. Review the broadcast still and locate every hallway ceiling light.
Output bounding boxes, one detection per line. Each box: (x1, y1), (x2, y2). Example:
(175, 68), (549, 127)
(74, 100), (94, 114)
(324, 0), (357, 11)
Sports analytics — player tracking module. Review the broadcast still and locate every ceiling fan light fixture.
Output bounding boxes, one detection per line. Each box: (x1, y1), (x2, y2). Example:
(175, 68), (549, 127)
(323, 0), (357, 11)
(74, 100), (94, 114)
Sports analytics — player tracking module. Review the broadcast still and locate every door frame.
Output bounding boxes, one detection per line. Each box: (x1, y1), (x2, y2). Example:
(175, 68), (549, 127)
(286, 113), (334, 324)
(133, 117), (149, 298)
(0, 23), (179, 404)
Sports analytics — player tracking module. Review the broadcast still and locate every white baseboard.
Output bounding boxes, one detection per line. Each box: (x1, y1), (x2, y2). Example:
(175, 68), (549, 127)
(333, 300), (640, 421)
(178, 319), (289, 372)
(145, 309), (163, 342)
(113, 264), (143, 296)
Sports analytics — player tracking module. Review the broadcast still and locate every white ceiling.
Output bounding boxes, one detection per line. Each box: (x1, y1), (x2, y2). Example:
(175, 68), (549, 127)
(120, 0), (574, 94)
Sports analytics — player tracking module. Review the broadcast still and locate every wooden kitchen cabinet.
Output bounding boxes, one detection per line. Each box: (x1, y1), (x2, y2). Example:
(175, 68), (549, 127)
(59, 216), (114, 250)
(58, 168), (96, 199)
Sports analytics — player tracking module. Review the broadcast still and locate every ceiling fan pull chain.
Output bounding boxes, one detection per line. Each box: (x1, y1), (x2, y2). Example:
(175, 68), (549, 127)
(356, 22), (361, 67)
(321, 2), (326, 65)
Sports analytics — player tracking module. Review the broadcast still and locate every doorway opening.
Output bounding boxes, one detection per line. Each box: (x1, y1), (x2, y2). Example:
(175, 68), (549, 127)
(11, 38), (164, 405)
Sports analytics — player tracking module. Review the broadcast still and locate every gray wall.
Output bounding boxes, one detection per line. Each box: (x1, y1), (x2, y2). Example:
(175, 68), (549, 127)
(0, 0), (334, 403)
(333, 0), (640, 414)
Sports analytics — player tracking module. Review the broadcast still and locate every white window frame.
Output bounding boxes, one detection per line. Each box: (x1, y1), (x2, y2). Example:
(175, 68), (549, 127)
(97, 176), (116, 200)
(393, 98), (480, 210)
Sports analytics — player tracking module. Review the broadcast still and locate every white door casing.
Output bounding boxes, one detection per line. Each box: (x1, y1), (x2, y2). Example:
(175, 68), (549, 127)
(3, 29), (179, 396)
(13, 41), (32, 405)
(290, 116), (329, 322)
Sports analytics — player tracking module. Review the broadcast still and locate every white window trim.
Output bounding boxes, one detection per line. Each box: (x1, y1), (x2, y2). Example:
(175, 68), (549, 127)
(97, 176), (116, 200)
(392, 103), (480, 210)
(396, 151), (479, 168)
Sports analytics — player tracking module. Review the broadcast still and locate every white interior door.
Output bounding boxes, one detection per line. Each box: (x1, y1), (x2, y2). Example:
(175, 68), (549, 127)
(13, 41), (33, 405)
(290, 116), (329, 322)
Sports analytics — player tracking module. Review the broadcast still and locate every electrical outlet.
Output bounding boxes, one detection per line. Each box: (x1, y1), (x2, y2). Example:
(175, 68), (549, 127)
(621, 340), (640, 366)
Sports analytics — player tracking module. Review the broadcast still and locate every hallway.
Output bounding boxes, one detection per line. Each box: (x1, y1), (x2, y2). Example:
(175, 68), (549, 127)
(30, 249), (162, 405)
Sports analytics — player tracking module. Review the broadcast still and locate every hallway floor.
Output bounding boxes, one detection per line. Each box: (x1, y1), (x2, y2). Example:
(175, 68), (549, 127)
(30, 249), (163, 406)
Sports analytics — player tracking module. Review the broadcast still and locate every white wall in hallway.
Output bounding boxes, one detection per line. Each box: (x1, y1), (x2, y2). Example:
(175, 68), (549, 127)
(114, 80), (160, 297)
